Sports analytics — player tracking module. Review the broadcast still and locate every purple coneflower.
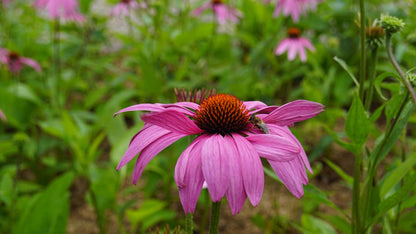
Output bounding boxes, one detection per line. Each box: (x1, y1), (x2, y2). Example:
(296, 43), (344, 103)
(273, 0), (321, 22)
(34, 0), (85, 22)
(0, 48), (41, 74)
(115, 90), (324, 214)
(111, 0), (146, 17)
(193, 0), (242, 25)
(275, 27), (315, 62)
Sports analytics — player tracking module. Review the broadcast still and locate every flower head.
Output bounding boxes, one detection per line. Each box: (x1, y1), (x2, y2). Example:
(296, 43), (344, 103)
(34, 0), (85, 22)
(380, 14), (405, 34)
(193, 0), (242, 25)
(273, 0), (321, 22)
(111, 0), (146, 17)
(114, 90), (324, 214)
(275, 27), (315, 62)
(0, 48), (41, 74)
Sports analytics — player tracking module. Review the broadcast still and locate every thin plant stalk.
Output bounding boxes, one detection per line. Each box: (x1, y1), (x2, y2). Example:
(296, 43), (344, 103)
(352, 150), (362, 234)
(385, 33), (416, 105)
(353, 0), (366, 232)
(53, 18), (62, 111)
(209, 201), (222, 234)
(358, 0), (366, 101)
(364, 46), (379, 111)
(185, 213), (193, 234)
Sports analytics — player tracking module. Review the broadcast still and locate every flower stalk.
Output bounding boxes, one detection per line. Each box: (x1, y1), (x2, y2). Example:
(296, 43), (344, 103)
(185, 213), (193, 234)
(385, 33), (416, 106)
(209, 201), (222, 234)
(358, 0), (366, 101)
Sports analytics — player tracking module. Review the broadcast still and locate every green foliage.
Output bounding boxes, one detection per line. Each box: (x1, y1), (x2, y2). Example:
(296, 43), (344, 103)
(1, 0), (416, 233)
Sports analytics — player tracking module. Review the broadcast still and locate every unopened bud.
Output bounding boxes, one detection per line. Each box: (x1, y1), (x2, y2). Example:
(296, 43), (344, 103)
(380, 14), (405, 34)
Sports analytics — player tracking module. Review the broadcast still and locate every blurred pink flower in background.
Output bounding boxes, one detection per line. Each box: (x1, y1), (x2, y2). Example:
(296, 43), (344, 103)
(0, 109), (6, 123)
(0, 48), (41, 74)
(275, 27), (315, 62)
(1, 0), (10, 6)
(273, 0), (321, 22)
(193, 0), (242, 24)
(111, 0), (146, 17)
(34, 0), (85, 22)
(114, 92), (323, 214)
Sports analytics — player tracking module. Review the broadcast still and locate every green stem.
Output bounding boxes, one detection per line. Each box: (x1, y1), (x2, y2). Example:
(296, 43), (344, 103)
(358, 0), (366, 101)
(364, 46), (379, 111)
(209, 201), (222, 234)
(385, 33), (416, 106)
(53, 19), (62, 111)
(362, 93), (409, 232)
(394, 126), (407, 232)
(352, 150), (362, 234)
(185, 213), (193, 234)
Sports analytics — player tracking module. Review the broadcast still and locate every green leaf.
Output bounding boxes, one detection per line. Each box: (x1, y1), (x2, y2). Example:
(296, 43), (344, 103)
(13, 173), (74, 234)
(371, 101), (414, 166)
(0, 172), (13, 207)
(374, 72), (401, 101)
(345, 94), (370, 147)
(126, 199), (174, 232)
(299, 214), (337, 234)
(304, 184), (350, 220)
(324, 159), (353, 187)
(380, 153), (416, 197)
(367, 173), (416, 228)
(333, 56), (359, 87)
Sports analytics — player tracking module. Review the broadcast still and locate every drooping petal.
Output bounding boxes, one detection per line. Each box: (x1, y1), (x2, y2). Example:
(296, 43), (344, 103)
(132, 131), (186, 184)
(231, 134), (264, 206)
(275, 39), (290, 55)
(224, 135), (246, 215)
(269, 124), (313, 173)
(192, 3), (210, 16)
(263, 100), (324, 126)
(113, 103), (165, 117)
(141, 110), (203, 135)
(201, 134), (231, 202)
(267, 156), (308, 198)
(20, 57), (41, 72)
(175, 135), (207, 214)
(246, 134), (300, 161)
(287, 40), (298, 61)
(117, 125), (171, 170)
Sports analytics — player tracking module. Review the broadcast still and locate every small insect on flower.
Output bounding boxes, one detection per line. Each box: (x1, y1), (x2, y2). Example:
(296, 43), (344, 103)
(249, 114), (270, 134)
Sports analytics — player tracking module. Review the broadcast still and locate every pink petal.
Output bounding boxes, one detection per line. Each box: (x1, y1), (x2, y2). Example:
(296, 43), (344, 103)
(243, 101), (268, 111)
(246, 134), (300, 161)
(269, 124), (313, 173)
(141, 110), (203, 135)
(175, 135), (207, 214)
(132, 131), (186, 184)
(113, 103), (165, 117)
(297, 43), (307, 62)
(263, 100), (324, 126)
(287, 41), (298, 61)
(275, 39), (290, 55)
(20, 57), (41, 72)
(300, 37), (315, 51)
(192, 3), (210, 16)
(224, 135), (246, 215)
(267, 156), (308, 198)
(117, 125), (172, 170)
(231, 134), (264, 206)
(201, 134), (231, 202)
(0, 109), (7, 122)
